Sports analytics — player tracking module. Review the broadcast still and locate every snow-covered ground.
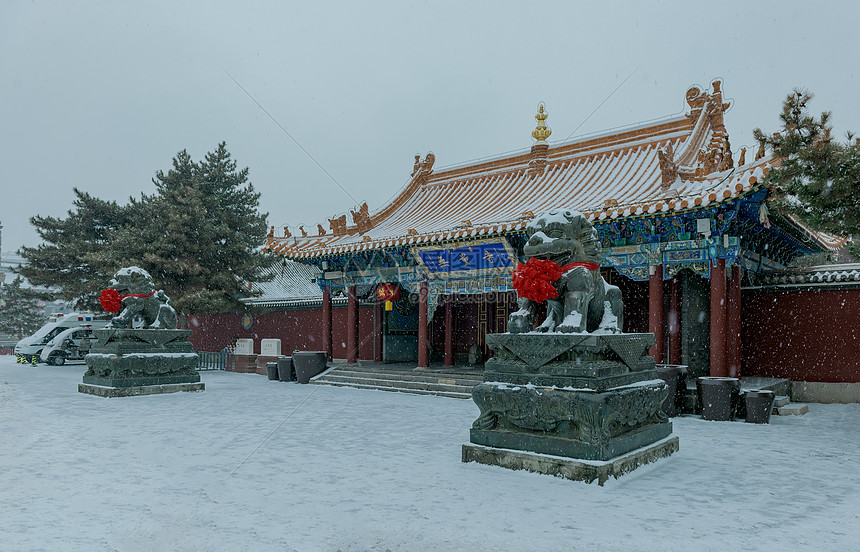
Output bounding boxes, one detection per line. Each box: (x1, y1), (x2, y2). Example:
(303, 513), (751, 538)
(1, 355), (858, 552)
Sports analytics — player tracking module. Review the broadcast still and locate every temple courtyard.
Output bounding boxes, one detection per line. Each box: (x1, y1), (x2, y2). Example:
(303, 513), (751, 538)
(1, 355), (858, 552)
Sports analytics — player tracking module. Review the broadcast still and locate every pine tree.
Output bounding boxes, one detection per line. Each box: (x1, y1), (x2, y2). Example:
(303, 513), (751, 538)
(124, 142), (274, 316)
(0, 276), (49, 339)
(755, 90), (860, 257)
(19, 143), (274, 317)
(17, 189), (133, 310)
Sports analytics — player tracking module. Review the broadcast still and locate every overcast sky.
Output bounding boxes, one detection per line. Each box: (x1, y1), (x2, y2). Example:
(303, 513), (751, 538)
(2, 0), (858, 256)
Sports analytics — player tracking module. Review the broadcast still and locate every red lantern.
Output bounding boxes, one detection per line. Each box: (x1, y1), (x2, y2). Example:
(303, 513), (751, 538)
(377, 284), (401, 302)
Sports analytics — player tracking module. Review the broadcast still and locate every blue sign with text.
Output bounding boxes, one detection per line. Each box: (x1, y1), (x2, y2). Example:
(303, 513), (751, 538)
(417, 241), (515, 275)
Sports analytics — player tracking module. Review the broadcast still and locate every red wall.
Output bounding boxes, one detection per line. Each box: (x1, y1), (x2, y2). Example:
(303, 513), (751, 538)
(189, 305), (376, 360)
(331, 304), (376, 360)
(741, 288), (860, 382)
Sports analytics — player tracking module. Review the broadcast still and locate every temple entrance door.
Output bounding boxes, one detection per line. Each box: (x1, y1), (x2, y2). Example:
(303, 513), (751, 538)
(679, 268), (710, 379)
(382, 292), (419, 363)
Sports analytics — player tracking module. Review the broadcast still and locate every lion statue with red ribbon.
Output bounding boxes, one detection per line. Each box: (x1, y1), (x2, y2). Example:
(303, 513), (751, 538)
(99, 266), (178, 329)
(509, 209), (623, 334)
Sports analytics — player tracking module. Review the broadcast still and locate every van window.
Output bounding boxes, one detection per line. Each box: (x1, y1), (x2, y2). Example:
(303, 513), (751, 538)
(41, 327), (64, 343)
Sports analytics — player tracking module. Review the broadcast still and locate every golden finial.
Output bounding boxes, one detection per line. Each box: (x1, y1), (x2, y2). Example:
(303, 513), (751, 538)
(532, 103), (552, 144)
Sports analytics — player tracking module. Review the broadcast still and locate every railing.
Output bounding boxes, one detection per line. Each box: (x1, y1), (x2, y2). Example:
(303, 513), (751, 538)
(197, 349), (228, 371)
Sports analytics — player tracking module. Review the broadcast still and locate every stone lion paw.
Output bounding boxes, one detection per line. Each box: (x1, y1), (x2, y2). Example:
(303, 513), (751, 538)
(557, 312), (585, 333)
(508, 315), (532, 334)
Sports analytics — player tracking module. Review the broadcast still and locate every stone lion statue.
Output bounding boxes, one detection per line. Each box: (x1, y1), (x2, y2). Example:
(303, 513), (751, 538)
(102, 266), (178, 329)
(508, 209), (623, 334)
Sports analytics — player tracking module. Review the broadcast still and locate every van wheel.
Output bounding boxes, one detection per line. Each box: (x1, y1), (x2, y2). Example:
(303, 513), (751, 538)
(47, 352), (65, 366)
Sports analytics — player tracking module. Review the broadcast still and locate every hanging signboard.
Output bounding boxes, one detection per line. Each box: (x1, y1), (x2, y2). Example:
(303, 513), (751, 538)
(411, 238), (518, 279)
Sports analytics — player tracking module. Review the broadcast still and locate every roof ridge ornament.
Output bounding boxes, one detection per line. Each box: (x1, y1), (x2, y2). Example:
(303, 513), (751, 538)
(528, 103), (551, 176)
(657, 142), (678, 192)
(531, 103), (552, 144)
(412, 152), (436, 185)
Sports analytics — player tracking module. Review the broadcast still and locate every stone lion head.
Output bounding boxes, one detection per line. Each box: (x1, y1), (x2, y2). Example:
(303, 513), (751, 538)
(523, 209), (601, 265)
(108, 266), (155, 296)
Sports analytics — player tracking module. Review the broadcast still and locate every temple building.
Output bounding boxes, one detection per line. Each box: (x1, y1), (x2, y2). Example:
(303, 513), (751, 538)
(203, 80), (850, 383)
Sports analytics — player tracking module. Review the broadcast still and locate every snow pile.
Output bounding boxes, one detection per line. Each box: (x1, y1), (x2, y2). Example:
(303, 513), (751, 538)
(1, 356), (859, 551)
(560, 311), (583, 329)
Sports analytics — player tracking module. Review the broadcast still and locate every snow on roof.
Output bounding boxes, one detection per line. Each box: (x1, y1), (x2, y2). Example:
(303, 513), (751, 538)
(264, 81), (825, 260)
(757, 263), (860, 287)
(241, 261), (341, 308)
(781, 213), (850, 252)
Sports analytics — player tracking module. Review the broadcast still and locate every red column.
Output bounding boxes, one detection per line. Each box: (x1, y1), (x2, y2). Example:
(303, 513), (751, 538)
(322, 285), (332, 361)
(727, 264), (742, 378)
(374, 298), (383, 362)
(347, 285), (358, 364)
(668, 275), (681, 365)
(418, 281), (429, 368)
(648, 264), (665, 363)
(709, 258), (727, 377)
(444, 295), (454, 366)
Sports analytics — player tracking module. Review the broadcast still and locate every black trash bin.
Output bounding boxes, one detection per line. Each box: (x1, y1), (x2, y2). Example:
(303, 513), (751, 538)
(292, 351), (327, 384)
(266, 361), (279, 381)
(744, 390), (776, 424)
(698, 377), (740, 421)
(696, 376), (741, 416)
(277, 356), (294, 382)
(655, 365), (682, 417)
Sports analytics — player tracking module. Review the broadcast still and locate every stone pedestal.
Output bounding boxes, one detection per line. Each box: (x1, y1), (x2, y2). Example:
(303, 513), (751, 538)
(463, 437), (679, 486)
(464, 332), (677, 482)
(81, 328), (202, 396)
(229, 354), (258, 373)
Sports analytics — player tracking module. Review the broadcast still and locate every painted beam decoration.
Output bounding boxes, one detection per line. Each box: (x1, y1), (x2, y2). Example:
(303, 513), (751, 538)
(412, 238), (517, 279)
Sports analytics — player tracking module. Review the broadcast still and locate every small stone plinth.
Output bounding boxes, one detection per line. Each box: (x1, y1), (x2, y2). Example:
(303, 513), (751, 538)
(81, 328), (202, 396)
(463, 436), (679, 486)
(79, 382), (204, 398)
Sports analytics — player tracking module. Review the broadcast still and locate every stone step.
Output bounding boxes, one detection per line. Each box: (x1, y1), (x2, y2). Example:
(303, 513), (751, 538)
(775, 403), (809, 416)
(771, 395), (791, 411)
(331, 365), (483, 385)
(316, 379), (473, 399)
(322, 371), (483, 388)
(312, 365), (482, 399)
(316, 373), (476, 395)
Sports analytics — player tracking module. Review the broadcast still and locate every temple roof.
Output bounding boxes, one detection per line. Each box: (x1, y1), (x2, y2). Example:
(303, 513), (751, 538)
(266, 81), (845, 260)
(754, 263), (860, 287)
(240, 261), (341, 308)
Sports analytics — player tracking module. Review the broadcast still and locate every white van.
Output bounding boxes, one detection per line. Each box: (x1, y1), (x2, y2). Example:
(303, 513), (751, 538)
(39, 325), (100, 365)
(14, 313), (108, 363)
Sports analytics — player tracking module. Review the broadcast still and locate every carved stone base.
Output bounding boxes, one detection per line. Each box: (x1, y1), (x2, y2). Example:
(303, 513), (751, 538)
(83, 328), (202, 393)
(484, 332), (657, 391)
(462, 436), (680, 486)
(469, 332), (676, 463)
(81, 372), (201, 388)
(470, 380), (671, 461)
(78, 382), (204, 398)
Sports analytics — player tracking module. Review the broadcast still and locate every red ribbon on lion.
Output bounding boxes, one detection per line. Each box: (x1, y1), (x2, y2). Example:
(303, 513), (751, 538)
(511, 258), (600, 303)
(99, 288), (156, 314)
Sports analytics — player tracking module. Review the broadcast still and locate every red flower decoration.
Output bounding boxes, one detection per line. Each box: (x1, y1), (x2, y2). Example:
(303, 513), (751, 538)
(511, 258), (564, 303)
(99, 288), (122, 313)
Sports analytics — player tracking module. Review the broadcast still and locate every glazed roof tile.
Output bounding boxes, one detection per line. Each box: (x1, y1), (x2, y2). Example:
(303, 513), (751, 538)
(266, 81), (843, 259)
(783, 214), (850, 252)
(757, 263), (860, 286)
(240, 261), (337, 307)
